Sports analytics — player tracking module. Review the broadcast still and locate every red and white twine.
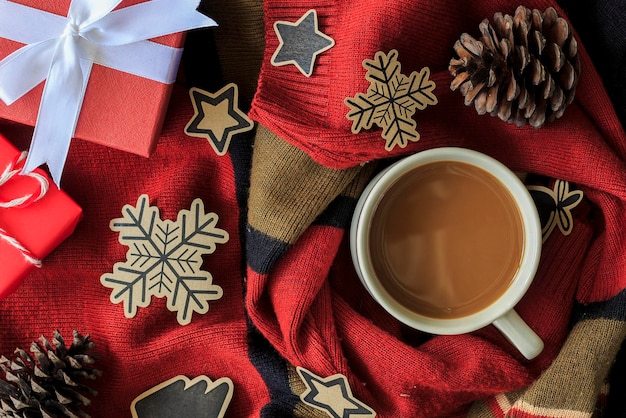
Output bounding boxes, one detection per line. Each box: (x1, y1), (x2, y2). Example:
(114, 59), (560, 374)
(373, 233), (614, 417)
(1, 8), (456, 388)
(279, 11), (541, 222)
(0, 152), (49, 268)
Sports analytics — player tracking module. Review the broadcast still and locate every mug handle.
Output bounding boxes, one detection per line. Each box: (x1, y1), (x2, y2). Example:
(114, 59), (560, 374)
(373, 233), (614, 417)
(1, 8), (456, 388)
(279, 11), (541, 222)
(492, 309), (544, 360)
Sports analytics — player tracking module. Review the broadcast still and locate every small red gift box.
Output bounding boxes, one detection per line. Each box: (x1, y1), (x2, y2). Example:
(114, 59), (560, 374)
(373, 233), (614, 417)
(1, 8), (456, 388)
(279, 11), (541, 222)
(0, 0), (185, 157)
(0, 134), (82, 298)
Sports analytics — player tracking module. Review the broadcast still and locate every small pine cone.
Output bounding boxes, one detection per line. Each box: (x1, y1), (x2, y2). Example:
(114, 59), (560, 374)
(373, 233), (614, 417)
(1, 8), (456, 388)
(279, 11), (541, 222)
(0, 331), (101, 418)
(449, 6), (581, 128)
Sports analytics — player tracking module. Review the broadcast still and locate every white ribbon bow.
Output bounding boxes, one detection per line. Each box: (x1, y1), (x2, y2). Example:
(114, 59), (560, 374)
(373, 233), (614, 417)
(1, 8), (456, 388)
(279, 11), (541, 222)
(0, 0), (217, 185)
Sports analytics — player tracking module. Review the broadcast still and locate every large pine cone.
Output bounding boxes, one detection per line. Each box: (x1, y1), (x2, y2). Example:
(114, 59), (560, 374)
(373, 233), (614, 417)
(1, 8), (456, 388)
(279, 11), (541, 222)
(0, 331), (101, 418)
(449, 6), (581, 128)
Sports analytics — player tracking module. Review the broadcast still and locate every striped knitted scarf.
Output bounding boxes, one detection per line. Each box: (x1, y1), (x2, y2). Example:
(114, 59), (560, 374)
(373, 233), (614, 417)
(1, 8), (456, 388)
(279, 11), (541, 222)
(234, 0), (626, 416)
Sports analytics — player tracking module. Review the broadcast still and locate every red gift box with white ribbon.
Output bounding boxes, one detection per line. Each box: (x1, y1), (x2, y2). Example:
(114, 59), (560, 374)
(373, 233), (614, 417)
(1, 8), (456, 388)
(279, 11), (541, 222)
(0, 0), (216, 184)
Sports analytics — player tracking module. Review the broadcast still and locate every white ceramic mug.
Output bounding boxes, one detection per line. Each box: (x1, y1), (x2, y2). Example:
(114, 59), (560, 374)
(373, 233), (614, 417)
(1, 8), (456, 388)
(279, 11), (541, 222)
(350, 147), (544, 360)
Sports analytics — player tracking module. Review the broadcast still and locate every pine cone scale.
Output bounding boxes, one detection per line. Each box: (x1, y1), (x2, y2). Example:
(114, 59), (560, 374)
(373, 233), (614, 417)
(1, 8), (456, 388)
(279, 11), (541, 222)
(560, 61), (576, 90)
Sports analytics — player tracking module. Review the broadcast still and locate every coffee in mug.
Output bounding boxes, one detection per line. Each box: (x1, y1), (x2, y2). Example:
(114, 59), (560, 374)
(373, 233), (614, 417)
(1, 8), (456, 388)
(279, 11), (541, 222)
(369, 160), (524, 319)
(350, 147), (544, 359)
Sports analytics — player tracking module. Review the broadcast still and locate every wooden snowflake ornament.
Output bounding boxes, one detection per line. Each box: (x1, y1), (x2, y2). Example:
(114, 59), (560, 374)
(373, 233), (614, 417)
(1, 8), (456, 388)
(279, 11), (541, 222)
(100, 195), (229, 325)
(345, 49), (438, 151)
(528, 179), (583, 242)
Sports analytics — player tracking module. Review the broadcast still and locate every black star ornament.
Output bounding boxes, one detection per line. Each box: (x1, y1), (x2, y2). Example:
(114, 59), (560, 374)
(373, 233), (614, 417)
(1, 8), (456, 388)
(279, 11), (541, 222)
(185, 83), (254, 156)
(271, 9), (335, 77)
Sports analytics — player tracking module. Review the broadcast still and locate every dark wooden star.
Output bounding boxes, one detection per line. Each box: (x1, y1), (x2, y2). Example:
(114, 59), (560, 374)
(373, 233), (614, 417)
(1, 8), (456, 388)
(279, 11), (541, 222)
(271, 9), (335, 77)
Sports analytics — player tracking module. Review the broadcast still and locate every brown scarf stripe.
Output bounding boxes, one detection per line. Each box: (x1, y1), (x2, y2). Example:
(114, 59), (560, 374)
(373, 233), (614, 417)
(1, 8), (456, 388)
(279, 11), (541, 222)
(200, 0), (265, 110)
(313, 163), (377, 229)
(512, 318), (626, 416)
(246, 125), (378, 275)
(248, 125), (364, 247)
(468, 317), (626, 417)
(286, 365), (330, 418)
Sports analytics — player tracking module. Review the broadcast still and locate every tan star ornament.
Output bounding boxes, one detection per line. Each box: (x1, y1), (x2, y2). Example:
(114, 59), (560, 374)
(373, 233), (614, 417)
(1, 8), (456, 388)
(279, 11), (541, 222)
(185, 83), (254, 155)
(297, 367), (376, 418)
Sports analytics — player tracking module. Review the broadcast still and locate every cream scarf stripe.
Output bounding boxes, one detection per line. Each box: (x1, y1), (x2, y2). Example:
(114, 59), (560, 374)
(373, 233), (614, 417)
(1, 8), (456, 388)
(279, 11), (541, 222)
(510, 400), (592, 418)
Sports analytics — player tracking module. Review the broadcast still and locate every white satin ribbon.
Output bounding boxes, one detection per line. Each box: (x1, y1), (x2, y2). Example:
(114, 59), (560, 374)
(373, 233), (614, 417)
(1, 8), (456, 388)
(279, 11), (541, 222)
(0, 0), (217, 185)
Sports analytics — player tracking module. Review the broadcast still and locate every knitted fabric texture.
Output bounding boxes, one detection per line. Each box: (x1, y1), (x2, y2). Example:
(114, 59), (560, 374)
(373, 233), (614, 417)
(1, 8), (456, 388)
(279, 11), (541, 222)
(0, 0), (624, 417)
(247, 0), (626, 417)
(558, 0), (626, 126)
(556, 1), (626, 414)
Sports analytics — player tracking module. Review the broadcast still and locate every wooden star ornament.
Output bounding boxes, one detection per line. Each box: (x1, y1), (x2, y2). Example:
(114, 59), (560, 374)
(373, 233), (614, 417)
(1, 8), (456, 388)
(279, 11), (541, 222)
(271, 9), (335, 77)
(297, 367), (376, 418)
(185, 83), (254, 156)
